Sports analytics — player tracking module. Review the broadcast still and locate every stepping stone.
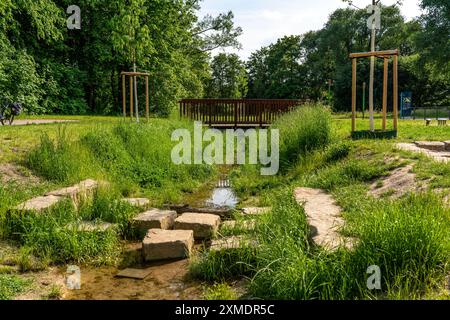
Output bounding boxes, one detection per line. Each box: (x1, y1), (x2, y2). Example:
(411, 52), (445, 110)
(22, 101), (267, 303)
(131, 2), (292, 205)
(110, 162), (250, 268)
(241, 207), (271, 215)
(210, 236), (257, 252)
(13, 195), (64, 214)
(415, 141), (446, 152)
(116, 268), (152, 280)
(142, 229), (194, 262)
(294, 187), (350, 250)
(46, 179), (98, 206)
(445, 141), (450, 151)
(46, 179), (98, 198)
(221, 220), (256, 231)
(132, 209), (177, 236)
(65, 221), (116, 233)
(174, 213), (221, 239)
(396, 143), (449, 163)
(123, 198), (150, 209)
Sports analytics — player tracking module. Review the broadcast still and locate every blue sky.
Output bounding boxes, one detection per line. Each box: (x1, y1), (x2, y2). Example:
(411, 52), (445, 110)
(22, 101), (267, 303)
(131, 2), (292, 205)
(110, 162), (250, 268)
(198, 0), (423, 60)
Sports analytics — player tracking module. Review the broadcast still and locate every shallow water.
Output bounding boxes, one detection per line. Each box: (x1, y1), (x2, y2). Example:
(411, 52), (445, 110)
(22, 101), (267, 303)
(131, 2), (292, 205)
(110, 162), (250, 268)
(65, 243), (203, 300)
(206, 186), (238, 208)
(65, 178), (239, 300)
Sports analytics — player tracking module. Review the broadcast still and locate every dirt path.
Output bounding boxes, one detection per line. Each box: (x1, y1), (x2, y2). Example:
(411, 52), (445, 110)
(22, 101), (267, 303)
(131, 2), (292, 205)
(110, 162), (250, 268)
(4, 119), (78, 126)
(294, 187), (351, 250)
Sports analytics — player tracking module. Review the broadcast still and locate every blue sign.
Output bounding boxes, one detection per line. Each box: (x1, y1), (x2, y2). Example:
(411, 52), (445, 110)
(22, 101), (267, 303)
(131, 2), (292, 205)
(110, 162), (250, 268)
(400, 92), (413, 118)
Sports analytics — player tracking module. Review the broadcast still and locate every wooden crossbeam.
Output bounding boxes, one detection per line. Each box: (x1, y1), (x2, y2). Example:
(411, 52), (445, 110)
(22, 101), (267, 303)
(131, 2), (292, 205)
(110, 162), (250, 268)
(349, 49), (399, 59)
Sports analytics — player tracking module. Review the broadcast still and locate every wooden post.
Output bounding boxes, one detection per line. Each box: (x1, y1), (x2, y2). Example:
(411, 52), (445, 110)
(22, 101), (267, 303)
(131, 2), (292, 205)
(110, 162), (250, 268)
(130, 76), (134, 120)
(382, 58), (388, 130)
(145, 76), (149, 121)
(122, 75), (126, 117)
(393, 54), (398, 131)
(351, 58), (357, 132)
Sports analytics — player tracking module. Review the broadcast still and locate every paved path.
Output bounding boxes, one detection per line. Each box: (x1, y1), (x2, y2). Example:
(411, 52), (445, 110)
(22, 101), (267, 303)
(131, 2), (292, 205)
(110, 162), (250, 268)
(396, 143), (450, 163)
(294, 187), (351, 250)
(5, 119), (79, 126)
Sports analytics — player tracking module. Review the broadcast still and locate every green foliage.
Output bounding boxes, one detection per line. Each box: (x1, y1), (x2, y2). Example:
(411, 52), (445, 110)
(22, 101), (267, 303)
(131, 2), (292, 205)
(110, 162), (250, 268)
(0, 1), (242, 115)
(206, 53), (248, 98)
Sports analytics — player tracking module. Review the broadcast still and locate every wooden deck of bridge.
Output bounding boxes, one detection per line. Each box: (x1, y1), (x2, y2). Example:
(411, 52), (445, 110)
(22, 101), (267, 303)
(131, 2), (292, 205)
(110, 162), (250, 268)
(179, 99), (304, 128)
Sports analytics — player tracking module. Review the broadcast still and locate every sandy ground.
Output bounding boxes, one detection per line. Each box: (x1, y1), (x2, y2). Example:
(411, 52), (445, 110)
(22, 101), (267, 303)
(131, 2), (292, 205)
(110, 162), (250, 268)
(369, 164), (423, 198)
(3, 119), (78, 126)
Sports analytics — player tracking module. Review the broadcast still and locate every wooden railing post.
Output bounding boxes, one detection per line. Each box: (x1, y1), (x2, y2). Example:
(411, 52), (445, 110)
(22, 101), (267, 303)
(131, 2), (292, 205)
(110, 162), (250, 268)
(351, 58), (357, 132)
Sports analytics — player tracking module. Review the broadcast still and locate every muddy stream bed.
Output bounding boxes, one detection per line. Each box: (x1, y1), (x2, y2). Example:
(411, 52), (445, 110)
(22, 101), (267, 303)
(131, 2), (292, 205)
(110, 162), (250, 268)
(65, 177), (239, 300)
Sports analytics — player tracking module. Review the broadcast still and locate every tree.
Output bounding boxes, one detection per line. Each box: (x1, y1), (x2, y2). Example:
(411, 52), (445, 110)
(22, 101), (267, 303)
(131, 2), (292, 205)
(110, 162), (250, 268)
(206, 53), (247, 98)
(416, 0), (450, 73)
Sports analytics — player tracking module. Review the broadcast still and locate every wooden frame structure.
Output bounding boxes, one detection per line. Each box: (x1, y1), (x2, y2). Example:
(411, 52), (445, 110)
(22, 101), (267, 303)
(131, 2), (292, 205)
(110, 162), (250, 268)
(349, 49), (399, 138)
(121, 71), (150, 121)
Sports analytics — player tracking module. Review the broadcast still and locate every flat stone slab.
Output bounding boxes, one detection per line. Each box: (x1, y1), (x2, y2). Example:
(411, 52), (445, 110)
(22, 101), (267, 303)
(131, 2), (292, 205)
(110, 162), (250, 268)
(397, 143), (449, 163)
(133, 209), (177, 235)
(240, 207), (271, 215)
(45, 179), (98, 206)
(66, 221), (116, 233)
(415, 141), (446, 152)
(174, 213), (221, 239)
(123, 198), (150, 209)
(142, 229), (194, 262)
(116, 268), (152, 280)
(210, 236), (257, 251)
(13, 195), (63, 213)
(294, 187), (348, 250)
(445, 141), (450, 151)
(221, 220), (256, 231)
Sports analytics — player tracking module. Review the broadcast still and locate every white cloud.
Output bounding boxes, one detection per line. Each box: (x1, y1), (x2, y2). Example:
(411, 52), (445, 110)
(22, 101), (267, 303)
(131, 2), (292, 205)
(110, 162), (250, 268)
(198, 0), (423, 60)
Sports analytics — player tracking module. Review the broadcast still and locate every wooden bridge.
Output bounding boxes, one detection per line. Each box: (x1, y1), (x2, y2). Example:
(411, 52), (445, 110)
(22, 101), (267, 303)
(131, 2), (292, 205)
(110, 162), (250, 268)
(179, 99), (303, 128)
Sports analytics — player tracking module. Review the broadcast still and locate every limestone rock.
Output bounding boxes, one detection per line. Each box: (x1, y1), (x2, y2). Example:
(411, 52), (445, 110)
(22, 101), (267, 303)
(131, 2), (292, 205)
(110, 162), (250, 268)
(241, 207), (271, 216)
(142, 229), (194, 261)
(132, 209), (177, 236)
(174, 213), (221, 239)
(123, 198), (150, 209)
(210, 236), (257, 252)
(415, 141), (446, 152)
(13, 195), (63, 214)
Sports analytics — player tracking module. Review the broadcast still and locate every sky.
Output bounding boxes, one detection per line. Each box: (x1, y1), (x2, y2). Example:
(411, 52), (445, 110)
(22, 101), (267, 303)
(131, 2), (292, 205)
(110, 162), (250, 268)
(198, 0), (423, 60)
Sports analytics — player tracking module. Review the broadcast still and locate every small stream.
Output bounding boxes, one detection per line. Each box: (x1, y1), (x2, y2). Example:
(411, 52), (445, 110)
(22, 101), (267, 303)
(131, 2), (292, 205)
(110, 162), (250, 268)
(205, 179), (239, 209)
(65, 176), (239, 300)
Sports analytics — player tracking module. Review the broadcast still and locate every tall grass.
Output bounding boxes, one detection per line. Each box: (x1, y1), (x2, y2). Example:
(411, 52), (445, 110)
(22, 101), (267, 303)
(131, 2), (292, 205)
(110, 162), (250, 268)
(273, 105), (332, 169)
(192, 187), (449, 300)
(25, 121), (215, 204)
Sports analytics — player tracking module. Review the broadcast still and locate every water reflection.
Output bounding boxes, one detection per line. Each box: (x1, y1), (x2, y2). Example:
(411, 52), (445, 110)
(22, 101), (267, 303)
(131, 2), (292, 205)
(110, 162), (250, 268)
(205, 180), (238, 208)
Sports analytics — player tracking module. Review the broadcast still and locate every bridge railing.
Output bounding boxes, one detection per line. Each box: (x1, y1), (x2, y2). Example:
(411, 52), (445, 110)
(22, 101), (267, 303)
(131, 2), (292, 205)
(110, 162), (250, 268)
(179, 99), (304, 127)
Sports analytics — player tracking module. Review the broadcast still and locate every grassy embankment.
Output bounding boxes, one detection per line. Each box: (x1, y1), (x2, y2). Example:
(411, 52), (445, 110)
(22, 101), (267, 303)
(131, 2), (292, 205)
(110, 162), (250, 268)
(190, 105), (450, 300)
(0, 116), (217, 298)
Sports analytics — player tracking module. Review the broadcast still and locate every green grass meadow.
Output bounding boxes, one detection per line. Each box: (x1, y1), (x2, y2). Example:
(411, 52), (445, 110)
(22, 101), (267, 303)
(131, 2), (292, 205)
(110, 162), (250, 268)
(0, 109), (449, 300)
